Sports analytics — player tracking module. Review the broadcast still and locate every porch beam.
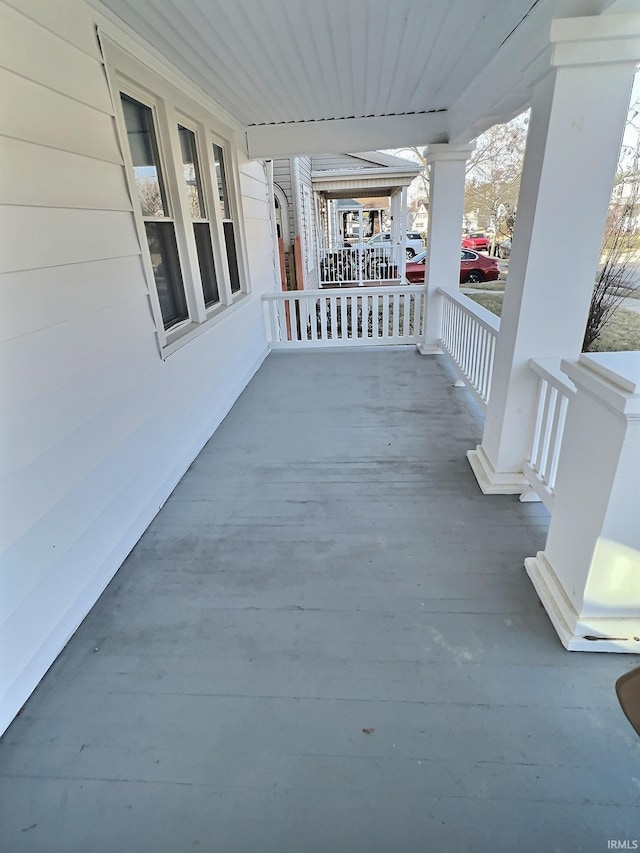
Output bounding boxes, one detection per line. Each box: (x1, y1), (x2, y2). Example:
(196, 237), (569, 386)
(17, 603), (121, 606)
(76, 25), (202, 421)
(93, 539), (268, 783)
(418, 143), (475, 354)
(468, 15), (640, 495)
(246, 112), (449, 159)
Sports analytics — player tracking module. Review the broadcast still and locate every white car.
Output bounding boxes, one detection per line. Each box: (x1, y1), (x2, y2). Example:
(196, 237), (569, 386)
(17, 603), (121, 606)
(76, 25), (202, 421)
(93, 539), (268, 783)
(366, 231), (424, 259)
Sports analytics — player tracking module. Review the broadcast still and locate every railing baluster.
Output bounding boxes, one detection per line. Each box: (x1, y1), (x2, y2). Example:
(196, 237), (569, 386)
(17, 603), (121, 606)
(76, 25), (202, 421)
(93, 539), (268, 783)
(382, 293), (389, 340)
(403, 292), (411, 338)
(372, 293), (379, 339)
(523, 359), (576, 511)
(542, 389), (563, 486)
(319, 295), (328, 341)
(329, 294), (337, 341)
(266, 298), (279, 343)
(535, 383), (555, 475)
(392, 292), (400, 339)
(547, 393), (569, 493)
(529, 376), (546, 467)
(340, 293), (347, 340)
(290, 296), (304, 343)
(308, 296), (318, 343)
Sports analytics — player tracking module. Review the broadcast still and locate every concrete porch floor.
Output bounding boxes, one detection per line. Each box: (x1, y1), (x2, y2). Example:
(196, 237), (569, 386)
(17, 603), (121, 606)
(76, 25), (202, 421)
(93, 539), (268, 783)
(1, 350), (639, 852)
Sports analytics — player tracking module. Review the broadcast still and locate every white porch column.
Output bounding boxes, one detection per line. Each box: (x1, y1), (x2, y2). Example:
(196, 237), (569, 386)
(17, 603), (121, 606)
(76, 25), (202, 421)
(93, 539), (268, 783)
(468, 14), (640, 494)
(398, 186), (408, 281)
(419, 143), (474, 354)
(526, 352), (640, 652)
(389, 189), (401, 272)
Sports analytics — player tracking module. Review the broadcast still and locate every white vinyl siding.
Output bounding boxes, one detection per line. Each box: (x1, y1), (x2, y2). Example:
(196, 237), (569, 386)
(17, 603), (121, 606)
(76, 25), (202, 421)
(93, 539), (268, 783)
(295, 156), (318, 289)
(0, 0), (275, 736)
(272, 158), (295, 248)
(0, 137), (130, 210)
(0, 67), (120, 162)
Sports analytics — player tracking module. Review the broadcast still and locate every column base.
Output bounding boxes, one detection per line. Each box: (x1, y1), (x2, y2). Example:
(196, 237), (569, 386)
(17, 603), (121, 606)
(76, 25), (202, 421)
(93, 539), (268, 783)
(416, 342), (441, 355)
(525, 552), (640, 653)
(466, 444), (528, 495)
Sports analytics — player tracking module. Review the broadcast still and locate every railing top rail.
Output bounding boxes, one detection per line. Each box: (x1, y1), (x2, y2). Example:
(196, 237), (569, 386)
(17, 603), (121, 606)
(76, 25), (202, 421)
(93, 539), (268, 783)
(436, 287), (500, 335)
(528, 357), (576, 394)
(262, 285), (426, 300)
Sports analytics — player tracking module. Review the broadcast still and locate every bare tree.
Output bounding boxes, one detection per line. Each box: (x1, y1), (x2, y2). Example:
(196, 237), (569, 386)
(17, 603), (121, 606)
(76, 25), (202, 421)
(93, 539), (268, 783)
(388, 113), (528, 243)
(583, 98), (640, 351)
(387, 146), (430, 207)
(583, 194), (640, 350)
(464, 115), (528, 248)
(138, 178), (164, 217)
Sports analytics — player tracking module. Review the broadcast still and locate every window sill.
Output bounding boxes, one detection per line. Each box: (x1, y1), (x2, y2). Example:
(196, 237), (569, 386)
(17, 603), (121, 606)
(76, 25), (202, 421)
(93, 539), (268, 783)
(160, 290), (250, 359)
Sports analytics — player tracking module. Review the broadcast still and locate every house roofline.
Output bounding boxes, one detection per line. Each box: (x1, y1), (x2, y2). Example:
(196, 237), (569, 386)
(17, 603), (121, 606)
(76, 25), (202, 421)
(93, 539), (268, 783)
(311, 166), (420, 181)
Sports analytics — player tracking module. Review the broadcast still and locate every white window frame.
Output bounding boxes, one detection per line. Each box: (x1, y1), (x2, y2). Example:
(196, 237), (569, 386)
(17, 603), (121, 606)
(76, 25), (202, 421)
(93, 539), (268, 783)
(210, 132), (248, 298)
(175, 113), (229, 316)
(101, 37), (250, 358)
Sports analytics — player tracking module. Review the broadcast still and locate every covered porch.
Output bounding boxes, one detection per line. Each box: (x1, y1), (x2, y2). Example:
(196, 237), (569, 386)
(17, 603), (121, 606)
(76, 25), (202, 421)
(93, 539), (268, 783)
(1, 350), (638, 851)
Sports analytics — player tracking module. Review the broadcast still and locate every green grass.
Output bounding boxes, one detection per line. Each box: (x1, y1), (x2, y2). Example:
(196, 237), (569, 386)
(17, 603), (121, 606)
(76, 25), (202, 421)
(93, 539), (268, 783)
(461, 279), (507, 292)
(467, 292), (505, 317)
(466, 292), (640, 352)
(594, 309), (640, 351)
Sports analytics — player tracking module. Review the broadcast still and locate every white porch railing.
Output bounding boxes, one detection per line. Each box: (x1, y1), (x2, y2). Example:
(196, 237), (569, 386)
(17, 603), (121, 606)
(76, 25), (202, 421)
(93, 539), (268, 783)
(318, 245), (400, 286)
(437, 288), (500, 411)
(263, 285), (425, 348)
(523, 358), (575, 512)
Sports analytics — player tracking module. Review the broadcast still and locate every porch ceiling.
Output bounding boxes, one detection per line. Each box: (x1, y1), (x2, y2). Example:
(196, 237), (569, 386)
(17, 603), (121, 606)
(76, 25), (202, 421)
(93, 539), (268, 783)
(96, 0), (623, 156)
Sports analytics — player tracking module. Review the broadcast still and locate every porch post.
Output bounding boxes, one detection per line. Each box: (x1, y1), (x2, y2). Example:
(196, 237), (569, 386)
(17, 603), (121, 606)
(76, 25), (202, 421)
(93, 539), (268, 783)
(418, 143), (475, 354)
(468, 15), (640, 494)
(389, 189), (401, 274)
(525, 352), (640, 652)
(399, 186), (407, 281)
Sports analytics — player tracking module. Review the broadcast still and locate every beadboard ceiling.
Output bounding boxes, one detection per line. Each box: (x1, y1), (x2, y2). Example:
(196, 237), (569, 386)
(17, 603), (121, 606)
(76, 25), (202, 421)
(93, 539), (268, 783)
(98, 0), (625, 154)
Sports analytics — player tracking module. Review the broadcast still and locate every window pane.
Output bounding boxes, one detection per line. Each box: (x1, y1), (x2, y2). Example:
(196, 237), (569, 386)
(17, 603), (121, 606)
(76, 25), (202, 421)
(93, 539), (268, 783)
(120, 94), (168, 217)
(223, 221), (241, 294)
(144, 222), (188, 329)
(213, 144), (230, 219)
(178, 126), (204, 220)
(193, 223), (219, 307)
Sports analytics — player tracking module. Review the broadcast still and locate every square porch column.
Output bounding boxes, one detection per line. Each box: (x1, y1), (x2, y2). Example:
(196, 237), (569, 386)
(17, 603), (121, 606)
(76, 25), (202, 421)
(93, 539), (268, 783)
(389, 187), (407, 280)
(418, 143), (475, 354)
(468, 15), (640, 494)
(525, 352), (640, 652)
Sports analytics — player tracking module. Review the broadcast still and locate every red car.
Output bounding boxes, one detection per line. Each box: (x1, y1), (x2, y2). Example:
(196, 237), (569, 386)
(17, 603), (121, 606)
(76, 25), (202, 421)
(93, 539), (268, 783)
(405, 249), (500, 284)
(461, 233), (490, 252)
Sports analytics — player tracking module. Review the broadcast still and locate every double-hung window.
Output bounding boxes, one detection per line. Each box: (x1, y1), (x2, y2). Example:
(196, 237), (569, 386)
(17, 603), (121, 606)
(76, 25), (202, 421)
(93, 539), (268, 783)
(105, 38), (248, 355)
(178, 125), (220, 308)
(121, 95), (189, 330)
(212, 143), (241, 295)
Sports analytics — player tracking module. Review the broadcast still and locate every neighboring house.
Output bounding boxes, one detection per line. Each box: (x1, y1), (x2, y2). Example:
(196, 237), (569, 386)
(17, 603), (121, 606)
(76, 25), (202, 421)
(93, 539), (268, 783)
(610, 173), (640, 232)
(412, 202), (429, 233)
(273, 151), (419, 289)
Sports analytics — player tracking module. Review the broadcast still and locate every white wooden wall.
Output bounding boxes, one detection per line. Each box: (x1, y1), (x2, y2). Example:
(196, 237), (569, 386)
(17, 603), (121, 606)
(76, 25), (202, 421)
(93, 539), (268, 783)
(0, 0), (276, 735)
